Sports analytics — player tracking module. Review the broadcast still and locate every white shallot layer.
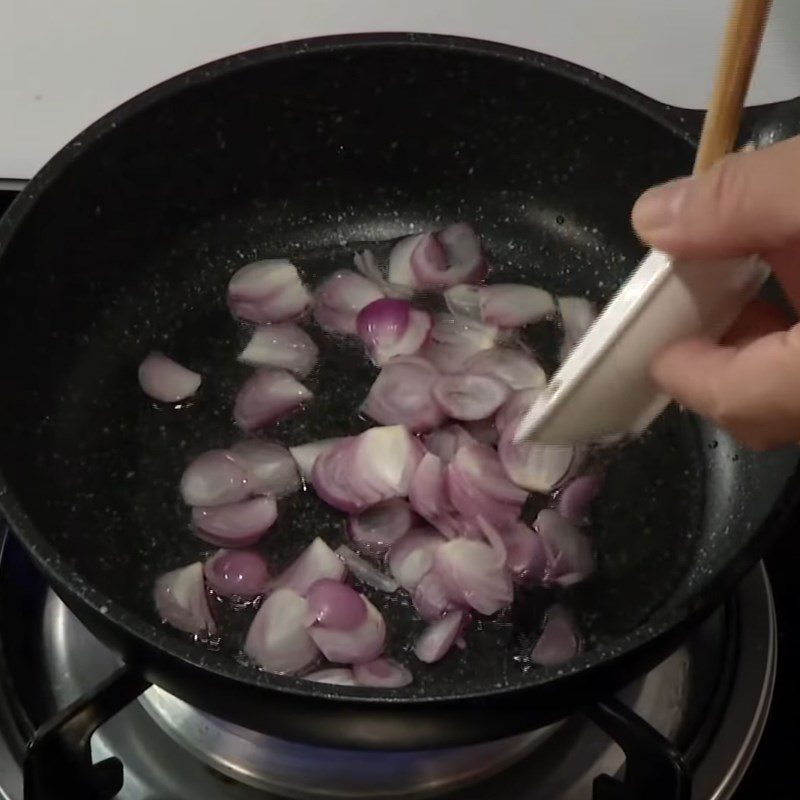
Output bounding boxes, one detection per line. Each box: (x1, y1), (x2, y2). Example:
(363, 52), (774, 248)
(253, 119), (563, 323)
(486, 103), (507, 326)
(138, 352), (201, 403)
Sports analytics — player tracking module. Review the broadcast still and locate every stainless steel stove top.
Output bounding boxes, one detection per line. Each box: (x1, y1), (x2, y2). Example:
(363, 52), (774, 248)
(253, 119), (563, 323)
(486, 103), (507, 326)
(0, 545), (776, 800)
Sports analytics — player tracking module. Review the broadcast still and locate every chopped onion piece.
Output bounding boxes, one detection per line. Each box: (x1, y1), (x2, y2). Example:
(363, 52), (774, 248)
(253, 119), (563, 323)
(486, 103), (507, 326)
(498, 429), (574, 493)
(408, 453), (462, 538)
(353, 659), (413, 688)
(413, 610), (466, 664)
(388, 233), (426, 287)
(228, 259), (311, 323)
(432, 373), (510, 421)
(478, 284), (555, 328)
(413, 571), (457, 621)
(230, 440), (300, 497)
(423, 424), (477, 463)
(335, 545), (399, 593)
(535, 509), (596, 587)
(445, 443), (527, 531)
(557, 474), (604, 525)
(558, 296), (596, 360)
(233, 369), (313, 431)
(192, 496), (278, 548)
(464, 348), (547, 391)
(308, 596), (386, 664)
(422, 314), (498, 374)
(502, 523), (549, 584)
(305, 667), (358, 686)
(443, 284), (481, 320)
(204, 549), (269, 598)
(311, 426), (423, 513)
(271, 537), (346, 596)
(314, 269), (385, 335)
(180, 449), (249, 507)
(531, 605), (580, 666)
(354, 249), (413, 299)
(154, 562), (216, 636)
(362, 356), (444, 432)
(289, 438), (345, 481)
(244, 588), (319, 674)
(410, 224), (488, 289)
(356, 299), (432, 366)
(387, 528), (445, 592)
(347, 500), (414, 557)
(238, 323), (318, 378)
(138, 352), (201, 403)
(306, 579), (368, 630)
(434, 537), (512, 615)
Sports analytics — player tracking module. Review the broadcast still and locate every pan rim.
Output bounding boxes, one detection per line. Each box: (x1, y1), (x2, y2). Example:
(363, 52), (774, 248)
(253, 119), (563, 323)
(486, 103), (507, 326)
(0, 31), (797, 712)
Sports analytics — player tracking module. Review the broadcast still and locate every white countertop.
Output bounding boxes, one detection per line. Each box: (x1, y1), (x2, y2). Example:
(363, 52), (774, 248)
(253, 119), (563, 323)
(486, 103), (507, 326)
(2, 0), (800, 180)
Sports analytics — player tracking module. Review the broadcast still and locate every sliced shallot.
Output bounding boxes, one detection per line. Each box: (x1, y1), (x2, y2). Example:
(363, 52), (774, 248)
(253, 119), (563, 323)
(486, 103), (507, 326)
(476, 284), (555, 328)
(270, 537), (346, 596)
(154, 562), (217, 636)
(228, 259), (311, 324)
(305, 667), (358, 686)
(311, 426), (423, 514)
(413, 610), (466, 664)
(421, 314), (497, 374)
(289, 438), (344, 481)
(356, 299), (432, 366)
(233, 369), (312, 431)
(464, 347), (547, 391)
(557, 474), (604, 525)
(347, 499), (414, 557)
(230, 440), (300, 497)
(306, 579), (368, 630)
(314, 269), (385, 335)
(353, 659), (413, 688)
(387, 528), (445, 592)
(335, 545), (399, 593)
(308, 596), (386, 664)
(407, 224), (488, 289)
(535, 509), (596, 587)
(531, 605), (580, 666)
(434, 537), (513, 615)
(238, 323), (318, 378)
(423, 424), (477, 463)
(192, 496), (278, 548)
(445, 443), (527, 531)
(502, 523), (549, 584)
(180, 449), (249, 507)
(203, 549), (269, 599)
(408, 453), (462, 538)
(138, 352), (201, 403)
(558, 296), (596, 360)
(498, 429), (574, 493)
(362, 356), (444, 432)
(413, 571), (457, 621)
(495, 388), (541, 435)
(432, 373), (510, 421)
(355, 249), (412, 299)
(388, 233), (425, 287)
(244, 588), (319, 674)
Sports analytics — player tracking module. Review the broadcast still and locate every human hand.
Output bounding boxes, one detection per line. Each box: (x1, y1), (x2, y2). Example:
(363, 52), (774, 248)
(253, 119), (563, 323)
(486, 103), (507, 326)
(632, 136), (800, 450)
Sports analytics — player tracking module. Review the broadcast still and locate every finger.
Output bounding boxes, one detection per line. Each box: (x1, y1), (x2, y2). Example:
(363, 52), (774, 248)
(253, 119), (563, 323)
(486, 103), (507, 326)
(632, 137), (800, 260)
(720, 298), (790, 346)
(651, 324), (800, 450)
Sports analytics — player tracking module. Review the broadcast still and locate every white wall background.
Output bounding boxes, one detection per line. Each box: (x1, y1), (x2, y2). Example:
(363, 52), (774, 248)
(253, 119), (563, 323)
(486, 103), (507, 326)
(2, 0), (800, 180)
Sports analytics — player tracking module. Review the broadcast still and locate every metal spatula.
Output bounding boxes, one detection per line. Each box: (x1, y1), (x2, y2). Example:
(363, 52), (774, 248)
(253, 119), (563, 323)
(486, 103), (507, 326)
(516, 0), (773, 445)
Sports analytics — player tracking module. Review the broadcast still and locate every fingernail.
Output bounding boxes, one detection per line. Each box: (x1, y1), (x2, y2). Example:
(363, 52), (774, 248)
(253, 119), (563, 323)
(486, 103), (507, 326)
(632, 176), (692, 232)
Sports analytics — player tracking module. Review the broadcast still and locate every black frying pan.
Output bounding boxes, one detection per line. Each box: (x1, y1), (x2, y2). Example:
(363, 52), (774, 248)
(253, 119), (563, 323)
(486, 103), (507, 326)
(0, 34), (798, 757)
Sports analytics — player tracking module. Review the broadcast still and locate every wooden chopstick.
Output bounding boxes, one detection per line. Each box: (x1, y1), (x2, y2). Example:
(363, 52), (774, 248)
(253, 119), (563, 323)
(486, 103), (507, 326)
(693, 0), (772, 174)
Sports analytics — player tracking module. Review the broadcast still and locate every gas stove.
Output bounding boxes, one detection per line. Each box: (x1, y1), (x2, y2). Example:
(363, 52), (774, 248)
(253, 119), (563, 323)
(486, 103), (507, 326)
(0, 188), (798, 799)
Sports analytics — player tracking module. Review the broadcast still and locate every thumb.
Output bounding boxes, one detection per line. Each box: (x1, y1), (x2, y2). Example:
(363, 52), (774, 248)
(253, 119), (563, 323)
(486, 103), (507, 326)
(632, 136), (800, 260)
